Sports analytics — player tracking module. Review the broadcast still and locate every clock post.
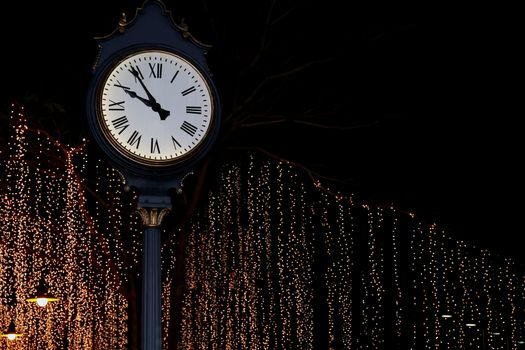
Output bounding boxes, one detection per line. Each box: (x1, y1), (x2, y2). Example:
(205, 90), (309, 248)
(85, 1), (221, 349)
(136, 194), (172, 349)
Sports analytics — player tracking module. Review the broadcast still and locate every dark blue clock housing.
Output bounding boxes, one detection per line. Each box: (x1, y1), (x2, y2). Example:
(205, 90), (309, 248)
(85, 0), (221, 200)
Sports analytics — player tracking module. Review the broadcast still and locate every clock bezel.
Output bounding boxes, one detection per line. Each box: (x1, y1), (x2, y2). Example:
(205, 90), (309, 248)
(86, 44), (221, 178)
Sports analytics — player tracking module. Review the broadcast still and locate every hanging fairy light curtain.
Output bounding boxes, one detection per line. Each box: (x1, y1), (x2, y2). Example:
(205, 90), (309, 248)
(171, 151), (525, 349)
(0, 104), (129, 349)
(3, 103), (525, 349)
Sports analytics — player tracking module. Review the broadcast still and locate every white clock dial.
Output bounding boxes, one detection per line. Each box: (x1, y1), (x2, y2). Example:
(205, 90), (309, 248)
(97, 50), (214, 165)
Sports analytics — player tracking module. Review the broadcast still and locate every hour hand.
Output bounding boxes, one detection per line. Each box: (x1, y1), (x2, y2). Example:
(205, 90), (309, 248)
(124, 89), (153, 107)
(122, 88), (171, 120)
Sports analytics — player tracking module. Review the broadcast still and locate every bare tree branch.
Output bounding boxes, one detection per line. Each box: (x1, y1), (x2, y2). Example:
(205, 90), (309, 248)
(239, 116), (381, 130)
(227, 58), (333, 122)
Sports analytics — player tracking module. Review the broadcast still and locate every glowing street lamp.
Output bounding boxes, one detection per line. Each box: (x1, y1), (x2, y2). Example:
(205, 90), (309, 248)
(1, 321), (22, 340)
(26, 279), (59, 307)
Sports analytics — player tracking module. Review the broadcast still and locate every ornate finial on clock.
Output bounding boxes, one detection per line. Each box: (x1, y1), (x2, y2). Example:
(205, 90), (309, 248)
(179, 18), (190, 38)
(118, 12), (127, 32)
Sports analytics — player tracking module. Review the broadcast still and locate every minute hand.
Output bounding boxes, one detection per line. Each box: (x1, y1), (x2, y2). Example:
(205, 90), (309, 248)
(128, 66), (170, 120)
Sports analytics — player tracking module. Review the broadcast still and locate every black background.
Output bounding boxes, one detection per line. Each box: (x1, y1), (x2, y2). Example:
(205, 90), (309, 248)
(1, 1), (521, 261)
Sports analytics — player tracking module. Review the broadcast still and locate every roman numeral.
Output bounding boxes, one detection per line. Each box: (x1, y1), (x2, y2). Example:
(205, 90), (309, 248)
(150, 138), (160, 154)
(130, 65), (144, 82)
(148, 63), (162, 79)
(108, 100), (125, 111)
(186, 106), (202, 114)
(170, 70), (179, 83)
(180, 121), (198, 136)
(111, 116), (129, 135)
(181, 86), (196, 96)
(127, 130), (142, 148)
(172, 136), (182, 149)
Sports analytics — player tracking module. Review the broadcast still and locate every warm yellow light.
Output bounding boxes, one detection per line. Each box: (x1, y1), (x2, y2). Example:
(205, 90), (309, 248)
(1, 109), (128, 348)
(27, 295), (59, 307)
(1, 322), (22, 340)
(26, 278), (60, 308)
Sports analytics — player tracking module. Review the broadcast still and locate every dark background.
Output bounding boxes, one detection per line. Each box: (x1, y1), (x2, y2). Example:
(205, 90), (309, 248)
(0, 2), (521, 261)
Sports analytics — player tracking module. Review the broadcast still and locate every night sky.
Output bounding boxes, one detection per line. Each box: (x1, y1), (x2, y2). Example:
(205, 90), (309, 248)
(0, 2), (521, 261)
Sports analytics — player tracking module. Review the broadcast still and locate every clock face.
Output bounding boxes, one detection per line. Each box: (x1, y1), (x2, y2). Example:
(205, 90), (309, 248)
(96, 49), (215, 166)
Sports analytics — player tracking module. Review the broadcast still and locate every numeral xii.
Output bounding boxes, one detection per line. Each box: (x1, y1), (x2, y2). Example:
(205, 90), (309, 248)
(149, 63), (162, 79)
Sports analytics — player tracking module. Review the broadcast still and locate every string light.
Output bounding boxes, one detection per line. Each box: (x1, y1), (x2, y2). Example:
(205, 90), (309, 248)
(1, 104), (129, 348)
(168, 151), (525, 349)
(3, 105), (525, 348)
